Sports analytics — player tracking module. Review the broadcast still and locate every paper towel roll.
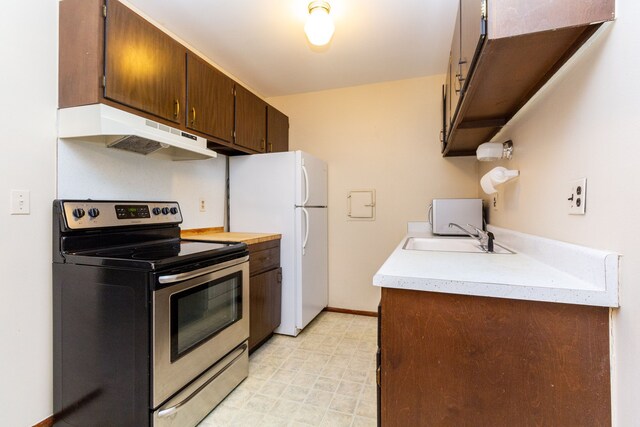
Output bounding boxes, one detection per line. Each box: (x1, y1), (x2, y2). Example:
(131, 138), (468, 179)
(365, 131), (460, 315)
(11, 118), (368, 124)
(481, 167), (519, 194)
(480, 173), (498, 194)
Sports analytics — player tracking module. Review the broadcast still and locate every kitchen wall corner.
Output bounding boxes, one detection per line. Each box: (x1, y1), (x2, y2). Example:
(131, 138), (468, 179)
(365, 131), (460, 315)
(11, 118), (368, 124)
(268, 75), (479, 312)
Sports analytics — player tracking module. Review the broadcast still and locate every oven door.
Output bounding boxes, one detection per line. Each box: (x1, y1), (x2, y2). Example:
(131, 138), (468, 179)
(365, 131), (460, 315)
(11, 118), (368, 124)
(152, 256), (249, 408)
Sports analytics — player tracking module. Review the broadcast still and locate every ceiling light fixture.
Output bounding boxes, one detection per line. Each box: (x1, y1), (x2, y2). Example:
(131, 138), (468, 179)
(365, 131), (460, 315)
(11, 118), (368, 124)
(304, 1), (335, 47)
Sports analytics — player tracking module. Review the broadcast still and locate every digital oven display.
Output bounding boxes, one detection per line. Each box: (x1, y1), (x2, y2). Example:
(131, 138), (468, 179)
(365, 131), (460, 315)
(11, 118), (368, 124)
(115, 204), (151, 219)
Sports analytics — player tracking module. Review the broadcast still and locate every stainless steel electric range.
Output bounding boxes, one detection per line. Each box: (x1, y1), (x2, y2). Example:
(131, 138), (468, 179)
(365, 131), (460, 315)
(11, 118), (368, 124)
(53, 200), (249, 426)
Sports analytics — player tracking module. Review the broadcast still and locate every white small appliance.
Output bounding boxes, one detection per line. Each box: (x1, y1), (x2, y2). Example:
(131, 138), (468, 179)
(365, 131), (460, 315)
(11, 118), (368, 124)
(430, 198), (483, 235)
(230, 151), (328, 336)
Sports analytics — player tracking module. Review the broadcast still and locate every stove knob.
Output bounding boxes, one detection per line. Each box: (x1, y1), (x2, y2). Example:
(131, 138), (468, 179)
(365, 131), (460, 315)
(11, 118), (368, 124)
(161, 207), (170, 215)
(88, 208), (100, 218)
(152, 207), (161, 216)
(170, 207), (178, 215)
(72, 208), (85, 219)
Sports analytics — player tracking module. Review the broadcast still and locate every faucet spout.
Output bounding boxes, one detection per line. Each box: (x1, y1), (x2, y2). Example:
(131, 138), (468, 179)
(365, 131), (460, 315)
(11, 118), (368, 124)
(448, 223), (478, 239)
(448, 223), (495, 253)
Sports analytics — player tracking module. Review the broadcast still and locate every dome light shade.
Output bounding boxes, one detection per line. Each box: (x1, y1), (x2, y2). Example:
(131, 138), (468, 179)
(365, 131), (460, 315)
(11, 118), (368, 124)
(304, 1), (335, 46)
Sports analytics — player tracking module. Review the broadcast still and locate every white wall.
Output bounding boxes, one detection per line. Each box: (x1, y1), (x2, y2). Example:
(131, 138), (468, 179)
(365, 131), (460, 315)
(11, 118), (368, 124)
(0, 2), (58, 426)
(477, 1), (640, 423)
(268, 76), (478, 312)
(58, 141), (226, 228)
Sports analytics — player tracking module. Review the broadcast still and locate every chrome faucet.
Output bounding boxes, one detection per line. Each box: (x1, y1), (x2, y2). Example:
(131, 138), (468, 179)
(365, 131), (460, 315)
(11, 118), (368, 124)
(448, 223), (495, 253)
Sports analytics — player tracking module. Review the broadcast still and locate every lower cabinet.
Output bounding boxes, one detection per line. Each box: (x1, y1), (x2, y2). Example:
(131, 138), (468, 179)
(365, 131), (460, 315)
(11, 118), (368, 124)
(248, 239), (282, 352)
(379, 287), (611, 426)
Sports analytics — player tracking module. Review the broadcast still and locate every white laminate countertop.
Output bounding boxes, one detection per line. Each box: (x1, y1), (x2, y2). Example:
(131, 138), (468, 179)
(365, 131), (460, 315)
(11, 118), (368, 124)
(373, 222), (620, 307)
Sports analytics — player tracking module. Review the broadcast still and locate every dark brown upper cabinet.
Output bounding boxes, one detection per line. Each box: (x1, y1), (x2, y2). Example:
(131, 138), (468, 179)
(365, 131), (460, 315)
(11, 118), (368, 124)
(442, 0), (615, 157)
(449, 6), (462, 121)
(59, 0), (289, 156)
(235, 85), (267, 153)
(186, 52), (235, 144)
(441, 84), (448, 152)
(459, 0), (485, 90)
(266, 106), (289, 153)
(59, 0), (190, 127)
(104, 0), (186, 124)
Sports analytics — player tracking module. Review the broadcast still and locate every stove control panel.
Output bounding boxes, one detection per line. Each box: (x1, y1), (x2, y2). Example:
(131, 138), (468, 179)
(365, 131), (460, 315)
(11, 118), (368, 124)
(62, 201), (182, 230)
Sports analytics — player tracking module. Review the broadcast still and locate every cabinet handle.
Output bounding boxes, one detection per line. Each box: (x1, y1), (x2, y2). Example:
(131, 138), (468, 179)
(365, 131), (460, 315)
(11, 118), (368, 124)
(454, 74), (463, 94)
(376, 366), (381, 386)
(268, 142), (273, 152)
(174, 99), (180, 119)
(191, 107), (196, 126)
(260, 139), (266, 151)
(457, 60), (467, 83)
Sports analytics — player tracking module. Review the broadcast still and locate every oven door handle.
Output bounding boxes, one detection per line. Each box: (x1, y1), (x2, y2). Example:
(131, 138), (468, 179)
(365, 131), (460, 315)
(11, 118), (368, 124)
(157, 343), (248, 418)
(158, 255), (249, 284)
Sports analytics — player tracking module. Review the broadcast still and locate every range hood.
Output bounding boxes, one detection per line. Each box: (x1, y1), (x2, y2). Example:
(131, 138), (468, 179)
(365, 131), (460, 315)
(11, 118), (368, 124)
(58, 104), (217, 160)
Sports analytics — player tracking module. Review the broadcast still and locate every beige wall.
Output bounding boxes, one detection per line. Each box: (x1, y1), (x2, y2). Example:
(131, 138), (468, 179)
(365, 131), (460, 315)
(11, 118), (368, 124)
(268, 76), (478, 312)
(478, 1), (640, 423)
(0, 2), (58, 425)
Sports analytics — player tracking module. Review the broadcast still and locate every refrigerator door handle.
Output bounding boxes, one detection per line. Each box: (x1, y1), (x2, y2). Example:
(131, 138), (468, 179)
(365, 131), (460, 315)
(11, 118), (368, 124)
(302, 165), (310, 206)
(302, 207), (310, 255)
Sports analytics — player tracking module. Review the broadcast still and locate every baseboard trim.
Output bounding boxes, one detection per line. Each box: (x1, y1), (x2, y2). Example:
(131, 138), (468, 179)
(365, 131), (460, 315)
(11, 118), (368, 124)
(33, 416), (53, 427)
(324, 306), (377, 317)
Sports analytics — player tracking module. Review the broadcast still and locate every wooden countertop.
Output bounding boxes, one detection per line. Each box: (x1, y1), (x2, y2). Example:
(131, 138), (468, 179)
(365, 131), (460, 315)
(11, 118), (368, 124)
(181, 227), (281, 245)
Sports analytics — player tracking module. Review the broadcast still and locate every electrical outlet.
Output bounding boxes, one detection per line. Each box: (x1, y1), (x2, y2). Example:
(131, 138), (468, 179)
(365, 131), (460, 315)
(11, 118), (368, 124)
(491, 192), (499, 211)
(199, 198), (206, 212)
(10, 190), (30, 215)
(568, 178), (586, 215)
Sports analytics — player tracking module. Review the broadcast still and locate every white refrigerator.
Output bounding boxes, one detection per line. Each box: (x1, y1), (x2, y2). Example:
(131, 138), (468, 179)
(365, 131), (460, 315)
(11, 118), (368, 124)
(229, 151), (328, 336)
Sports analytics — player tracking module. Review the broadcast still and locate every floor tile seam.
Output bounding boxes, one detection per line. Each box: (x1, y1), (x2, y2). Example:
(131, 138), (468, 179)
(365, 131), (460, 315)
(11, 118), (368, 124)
(353, 395), (377, 419)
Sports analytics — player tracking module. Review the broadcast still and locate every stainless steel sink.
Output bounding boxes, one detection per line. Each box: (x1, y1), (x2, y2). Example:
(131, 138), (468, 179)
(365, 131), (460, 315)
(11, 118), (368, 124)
(402, 237), (514, 254)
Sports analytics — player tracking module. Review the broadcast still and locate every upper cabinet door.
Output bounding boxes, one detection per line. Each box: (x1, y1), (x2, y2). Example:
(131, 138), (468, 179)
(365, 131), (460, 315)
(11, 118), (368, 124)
(266, 105), (289, 153)
(235, 85), (267, 153)
(441, 84), (448, 153)
(459, 0), (487, 88)
(104, 0), (186, 124)
(450, 5), (462, 125)
(186, 52), (235, 143)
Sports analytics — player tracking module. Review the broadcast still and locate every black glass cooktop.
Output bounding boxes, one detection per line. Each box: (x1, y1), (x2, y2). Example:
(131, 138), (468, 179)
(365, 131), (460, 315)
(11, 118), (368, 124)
(65, 239), (246, 270)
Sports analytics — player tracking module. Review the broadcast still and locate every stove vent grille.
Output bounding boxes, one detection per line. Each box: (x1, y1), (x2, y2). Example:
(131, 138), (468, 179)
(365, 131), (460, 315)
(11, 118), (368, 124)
(108, 135), (168, 155)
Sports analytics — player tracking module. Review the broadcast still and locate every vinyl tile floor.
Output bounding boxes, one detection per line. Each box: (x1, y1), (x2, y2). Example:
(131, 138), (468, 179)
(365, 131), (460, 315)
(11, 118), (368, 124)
(198, 311), (378, 427)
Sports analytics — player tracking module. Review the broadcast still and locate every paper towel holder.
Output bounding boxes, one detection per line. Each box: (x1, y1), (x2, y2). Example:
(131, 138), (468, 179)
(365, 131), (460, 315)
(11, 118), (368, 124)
(481, 167), (519, 195)
(476, 140), (513, 161)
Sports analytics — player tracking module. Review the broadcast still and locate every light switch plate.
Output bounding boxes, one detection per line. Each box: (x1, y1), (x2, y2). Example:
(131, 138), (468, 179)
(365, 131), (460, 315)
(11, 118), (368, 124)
(10, 190), (30, 215)
(568, 178), (586, 215)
